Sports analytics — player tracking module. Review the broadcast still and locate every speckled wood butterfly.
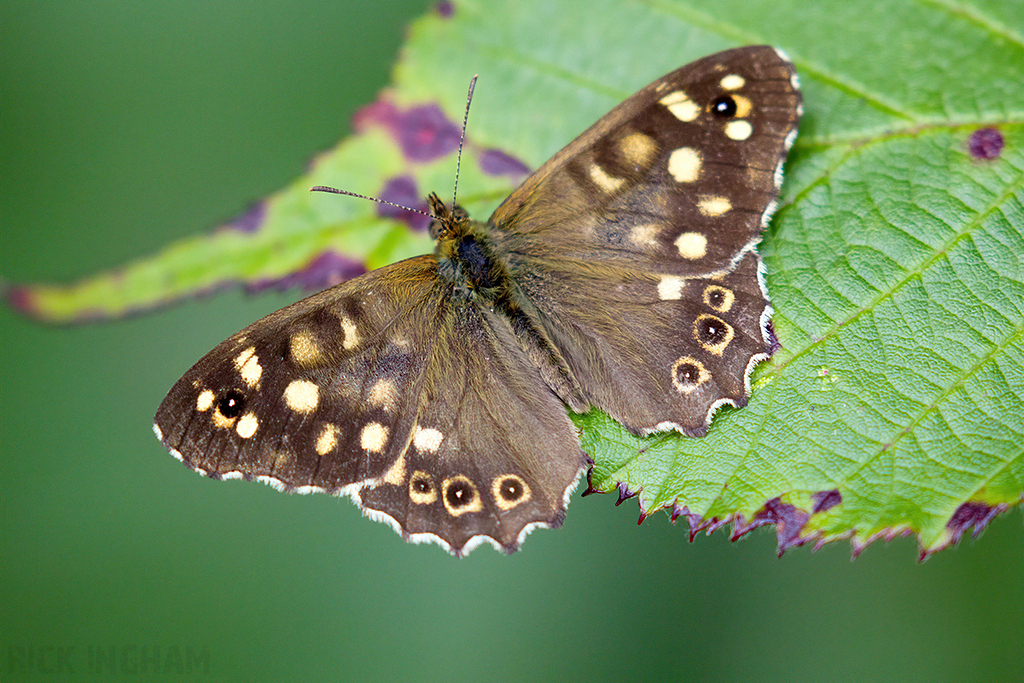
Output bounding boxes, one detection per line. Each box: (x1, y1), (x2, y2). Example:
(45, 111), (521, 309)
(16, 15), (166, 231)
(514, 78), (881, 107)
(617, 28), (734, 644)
(154, 46), (801, 555)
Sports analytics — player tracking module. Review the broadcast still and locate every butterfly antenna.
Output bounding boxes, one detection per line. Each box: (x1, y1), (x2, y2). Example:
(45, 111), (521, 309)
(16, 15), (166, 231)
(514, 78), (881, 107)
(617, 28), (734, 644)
(308, 186), (434, 218)
(451, 74), (478, 209)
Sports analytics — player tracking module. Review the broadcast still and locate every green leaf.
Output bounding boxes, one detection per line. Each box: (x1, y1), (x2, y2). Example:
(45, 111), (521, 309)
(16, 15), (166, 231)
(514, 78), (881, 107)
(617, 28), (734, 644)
(7, 0), (1022, 556)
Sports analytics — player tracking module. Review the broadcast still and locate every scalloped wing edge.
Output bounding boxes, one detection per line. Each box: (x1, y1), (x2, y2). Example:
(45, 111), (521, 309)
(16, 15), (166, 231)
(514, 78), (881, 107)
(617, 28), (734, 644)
(154, 423), (586, 556)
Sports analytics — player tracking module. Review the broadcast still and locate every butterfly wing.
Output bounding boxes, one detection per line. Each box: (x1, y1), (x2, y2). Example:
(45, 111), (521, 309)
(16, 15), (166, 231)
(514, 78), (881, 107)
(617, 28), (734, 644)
(488, 46), (801, 435)
(154, 256), (587, 554)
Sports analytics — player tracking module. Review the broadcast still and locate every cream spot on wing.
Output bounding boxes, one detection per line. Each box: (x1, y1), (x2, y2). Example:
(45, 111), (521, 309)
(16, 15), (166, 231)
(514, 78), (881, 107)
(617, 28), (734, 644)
(409, 471), (437, 505)
(290, 330), (322, 366)
(724, 119), (753, 141)
(731, 94), (752, 118)
(631, 223), (660, 249)
(315, 423), (339, 455)
(589, 163), (624, 193)
(235, 412), (259, 439)
(382, 450), (406, 485)
(658, 275), (685, 301)
(774, 159), (786, 189)
(675, 232), (708, 259)
(442, 475), (483, 516)
(618, 131), (658, 168)
(412, 426), (444, 454)
(360, 422), (389, 454)
(492, 474), (532, 511)
(667, 147), (702, 183)
(703, 285), (735, 313)
(367, 378), (398, 411)
(671, 356), (710, 394)
(196, 389), (215, 412)
(698, 196), (732, 217)
(283, 379), (319, 413)
(660, 90), (700, 122)
(340, 315), (359, 350)
(720, 74), (745, 90)
(234, 347), (262, 387)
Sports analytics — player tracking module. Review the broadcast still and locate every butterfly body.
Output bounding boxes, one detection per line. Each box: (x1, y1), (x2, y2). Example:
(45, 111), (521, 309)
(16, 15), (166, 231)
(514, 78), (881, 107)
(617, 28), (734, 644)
(155, 46), (801, 554)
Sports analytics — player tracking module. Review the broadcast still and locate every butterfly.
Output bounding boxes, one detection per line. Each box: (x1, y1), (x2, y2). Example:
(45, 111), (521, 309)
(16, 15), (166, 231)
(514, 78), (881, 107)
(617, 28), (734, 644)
(154, 46), (802, 555)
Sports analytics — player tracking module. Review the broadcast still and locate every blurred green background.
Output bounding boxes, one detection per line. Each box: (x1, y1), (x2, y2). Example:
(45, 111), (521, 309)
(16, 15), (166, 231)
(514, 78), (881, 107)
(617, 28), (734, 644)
(2, 2), (1022, 682)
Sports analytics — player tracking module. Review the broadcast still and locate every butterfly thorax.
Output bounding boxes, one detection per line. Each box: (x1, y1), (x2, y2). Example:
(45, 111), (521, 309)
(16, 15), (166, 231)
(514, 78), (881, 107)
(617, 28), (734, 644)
(429, 192), (511, 302)
(427, 192), (590, 412)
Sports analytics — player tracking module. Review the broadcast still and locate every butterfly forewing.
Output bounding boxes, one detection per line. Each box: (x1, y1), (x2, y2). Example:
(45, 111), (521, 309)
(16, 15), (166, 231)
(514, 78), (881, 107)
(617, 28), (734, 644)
(491, 46), (800, 435)
(155, 46), (801, 553)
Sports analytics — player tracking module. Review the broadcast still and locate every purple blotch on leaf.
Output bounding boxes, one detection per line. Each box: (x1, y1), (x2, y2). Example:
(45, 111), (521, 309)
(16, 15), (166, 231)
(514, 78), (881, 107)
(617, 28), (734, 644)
(968, 128), (1003, 160)
(811, 489), (841, 513)
(946, 501), (1005, 543)
(353, 100), (400, 132)
(614, 482), (638, 506)
(397, 104), (462, 162)
(224, 202), (266, 234)
(377, 176), (431, 232)
(479, 148), (531, 178)
(3, 284), (39, 319)
(246, 251), (366, 294)
(436, 0), (454, 17)
(353, 100), (461, 163)
(741, 497), (811, 555)
(764, 319), (781, 355)
(669, 502), (727, 541)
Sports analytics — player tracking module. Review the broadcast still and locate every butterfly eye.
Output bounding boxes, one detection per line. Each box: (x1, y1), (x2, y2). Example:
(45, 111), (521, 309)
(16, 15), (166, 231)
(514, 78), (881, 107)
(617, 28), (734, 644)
(710, 95), (738, 118)
(216, 389), (246, 418)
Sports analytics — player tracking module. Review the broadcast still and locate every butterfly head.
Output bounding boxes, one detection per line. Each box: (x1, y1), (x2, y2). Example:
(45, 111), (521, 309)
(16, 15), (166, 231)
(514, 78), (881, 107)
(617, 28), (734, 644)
(427, 192), (470, 241)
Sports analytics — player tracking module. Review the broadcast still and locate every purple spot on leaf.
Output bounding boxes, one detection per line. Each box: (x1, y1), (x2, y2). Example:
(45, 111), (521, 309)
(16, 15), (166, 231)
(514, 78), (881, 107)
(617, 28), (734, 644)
(353, 99), (400, 132)
(224, 202), (266, 234)
(479, 148), (531, 177)
(744, 497), (811, 555)
(353, 98), (461, 164)
(811, 489), (841, 513)
(671, 503), (726, 540)
(614, 482), (638, 506)
(968, 128), (1003, 160)
(765, 319), (781, 355)
(946, 501), (1004, 543)
(396, 104), (461, 162)
(246, 251), (366, 294)
(436, 0), (454, 17)
(377, 176), (431, 232)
